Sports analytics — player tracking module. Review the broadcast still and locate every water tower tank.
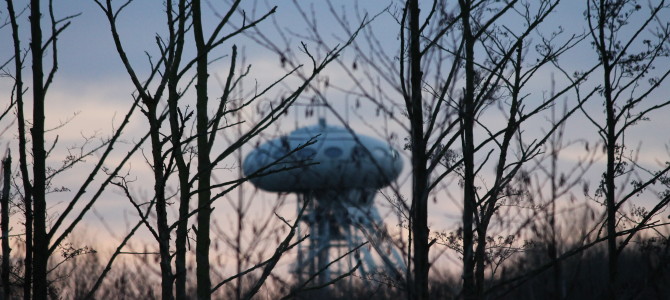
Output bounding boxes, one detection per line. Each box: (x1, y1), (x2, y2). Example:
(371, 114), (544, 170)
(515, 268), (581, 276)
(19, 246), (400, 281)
(242, 119), (403, 192)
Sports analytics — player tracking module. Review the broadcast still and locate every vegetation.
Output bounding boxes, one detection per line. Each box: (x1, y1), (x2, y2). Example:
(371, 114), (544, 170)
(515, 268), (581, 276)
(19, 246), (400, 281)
(1, 0), (670, 299)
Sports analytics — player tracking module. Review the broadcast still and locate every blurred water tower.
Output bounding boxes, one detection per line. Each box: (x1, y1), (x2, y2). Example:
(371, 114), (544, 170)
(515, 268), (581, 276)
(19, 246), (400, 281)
(243, 118), (405, 285)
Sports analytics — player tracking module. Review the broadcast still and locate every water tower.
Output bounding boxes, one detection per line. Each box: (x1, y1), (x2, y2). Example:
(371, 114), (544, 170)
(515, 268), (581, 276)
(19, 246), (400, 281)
(242, 119), (405, 285)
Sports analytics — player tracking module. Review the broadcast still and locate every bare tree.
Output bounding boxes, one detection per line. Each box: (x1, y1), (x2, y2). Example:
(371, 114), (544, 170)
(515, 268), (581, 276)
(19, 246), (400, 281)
(455, 2), (596, 298)
(585, 0), (670, 297)
(4, 1), (34, 297)
(3, 0), (147, 298)
(273, 1), (602, 299)
(95, 0), (365, 299)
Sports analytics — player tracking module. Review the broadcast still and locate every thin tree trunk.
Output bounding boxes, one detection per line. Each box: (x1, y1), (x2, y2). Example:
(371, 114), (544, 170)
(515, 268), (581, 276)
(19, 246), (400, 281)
(604, 35), (618, 300)
(236, 114), (244, 300)
(169, 95), (189, 300)
(460, 1), (477, 299)
(549, 164), (563, 300)
(407, 0), (429, 299)
(166, 0), (189, 298)
(473, 41), (522, 296)
(596, 0), (618, 296)
(173, 151), (190, 300)
(549, 102), (564, 300)
(474, 220), (488, 296)
(30, 0), (49, 297)
(4, 1), (32, 298)
(2, 154), (11, 299)
(193, 1), (212, 298)
(148, 102), (175, 300)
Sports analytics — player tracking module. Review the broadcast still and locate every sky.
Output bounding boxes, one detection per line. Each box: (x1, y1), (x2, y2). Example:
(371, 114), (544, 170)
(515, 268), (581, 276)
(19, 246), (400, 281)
(2, 0), (670, 284)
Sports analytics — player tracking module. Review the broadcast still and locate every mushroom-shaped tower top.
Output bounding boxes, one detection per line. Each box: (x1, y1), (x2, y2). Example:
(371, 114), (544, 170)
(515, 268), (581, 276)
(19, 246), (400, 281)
(243, 119), (403, 192)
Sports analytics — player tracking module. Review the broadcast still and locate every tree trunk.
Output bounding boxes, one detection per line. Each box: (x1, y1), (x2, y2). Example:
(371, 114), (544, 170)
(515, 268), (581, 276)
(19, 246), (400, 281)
(2, 154), (11, 299)
(407, 0), (429, 299)
(5, 0), (33, 298)
(604, 35), (618, 300)
(596, 1), (618, 297)
(474, 221), (488, 296)
(171, 88), (190, 300)
(193, 1), (212, 298)
(460, 1), (477, 299)
(166, 0), (189, 298)
(148, 102), (175, 300)
(30, 0), (49, 298)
